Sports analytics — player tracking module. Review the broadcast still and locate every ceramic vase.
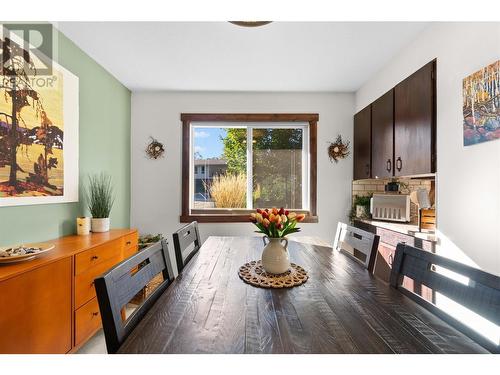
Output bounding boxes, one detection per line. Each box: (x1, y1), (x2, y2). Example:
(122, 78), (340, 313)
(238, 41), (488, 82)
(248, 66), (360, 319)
(91, 218), (110, 233)
(261, 236), (291, 274)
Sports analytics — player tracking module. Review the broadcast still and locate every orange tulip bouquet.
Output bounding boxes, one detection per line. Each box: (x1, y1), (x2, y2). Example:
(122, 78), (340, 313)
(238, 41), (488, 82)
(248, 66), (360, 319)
(250, 207), (305, 238)
(248, 207), (306, 275)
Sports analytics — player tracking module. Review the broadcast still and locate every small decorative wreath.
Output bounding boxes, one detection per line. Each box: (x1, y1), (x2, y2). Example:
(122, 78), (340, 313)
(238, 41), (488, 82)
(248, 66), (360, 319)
(145, 137), (165, 159)
(328, 135), (350, 163)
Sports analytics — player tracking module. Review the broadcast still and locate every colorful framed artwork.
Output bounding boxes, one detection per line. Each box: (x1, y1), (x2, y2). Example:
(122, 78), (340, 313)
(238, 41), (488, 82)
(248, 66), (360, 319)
(463, 59), (500, 146)
(0, 26), (79, 207)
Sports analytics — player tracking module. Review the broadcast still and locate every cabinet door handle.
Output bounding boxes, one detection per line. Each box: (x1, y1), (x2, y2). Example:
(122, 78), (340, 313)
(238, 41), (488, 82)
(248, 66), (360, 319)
(396, 157), (403, 172)
(386, 159), (392, 172)
(365, 163), (370, 176)
(388, 253), (394, 267)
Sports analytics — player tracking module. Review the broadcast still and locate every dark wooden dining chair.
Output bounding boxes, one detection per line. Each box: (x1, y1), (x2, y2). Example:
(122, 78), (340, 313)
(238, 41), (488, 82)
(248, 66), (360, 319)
(333, 222), (380, 272)
(94, 240), (175, 353)
(390, 243), (500, 353)
(172, 221), (201, 274)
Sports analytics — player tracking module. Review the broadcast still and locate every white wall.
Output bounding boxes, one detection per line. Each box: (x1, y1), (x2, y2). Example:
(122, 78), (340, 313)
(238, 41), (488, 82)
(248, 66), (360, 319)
(356, 22), (500, 276)
(131, 92), (354, 253)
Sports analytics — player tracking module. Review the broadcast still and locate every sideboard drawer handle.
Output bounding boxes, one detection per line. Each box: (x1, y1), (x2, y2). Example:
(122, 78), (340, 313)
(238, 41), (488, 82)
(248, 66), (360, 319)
(91, 255), (99, 260)
(92, 312), (99, 317)
(126, 241), (132, 245)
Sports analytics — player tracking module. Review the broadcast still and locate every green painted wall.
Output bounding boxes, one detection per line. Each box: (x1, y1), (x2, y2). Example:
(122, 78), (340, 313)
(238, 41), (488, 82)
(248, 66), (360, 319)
(0, 28), (131, 245)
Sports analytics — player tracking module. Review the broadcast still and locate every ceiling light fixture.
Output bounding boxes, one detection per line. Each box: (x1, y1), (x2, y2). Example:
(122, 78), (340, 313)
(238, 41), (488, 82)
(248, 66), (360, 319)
(229, 21), (272, 27)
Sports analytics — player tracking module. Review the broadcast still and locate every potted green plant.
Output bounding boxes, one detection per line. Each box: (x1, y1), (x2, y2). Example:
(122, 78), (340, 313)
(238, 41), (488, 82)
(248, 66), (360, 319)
(86, 173), (115, 233)
(138, 234), (164, 250)
(349, 194), (372, 222)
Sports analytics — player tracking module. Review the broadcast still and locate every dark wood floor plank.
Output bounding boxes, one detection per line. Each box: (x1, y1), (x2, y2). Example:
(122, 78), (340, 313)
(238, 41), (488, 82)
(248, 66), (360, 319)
(118, 236), (490, 354)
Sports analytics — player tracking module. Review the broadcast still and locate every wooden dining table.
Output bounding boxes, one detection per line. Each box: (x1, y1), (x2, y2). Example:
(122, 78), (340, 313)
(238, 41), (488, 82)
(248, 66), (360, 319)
(118, 236), (488, 354)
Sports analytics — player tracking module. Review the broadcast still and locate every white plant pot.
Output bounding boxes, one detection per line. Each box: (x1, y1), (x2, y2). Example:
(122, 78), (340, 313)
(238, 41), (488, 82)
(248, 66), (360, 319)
(261, 236), (291, 274)
(356, 205), (368, 218)
(91, 218), (110, 233)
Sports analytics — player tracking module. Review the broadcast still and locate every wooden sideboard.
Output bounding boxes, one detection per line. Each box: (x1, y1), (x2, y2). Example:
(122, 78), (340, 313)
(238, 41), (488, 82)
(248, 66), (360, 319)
(0, 229), (138, 354)
(354, 220), (435, 302)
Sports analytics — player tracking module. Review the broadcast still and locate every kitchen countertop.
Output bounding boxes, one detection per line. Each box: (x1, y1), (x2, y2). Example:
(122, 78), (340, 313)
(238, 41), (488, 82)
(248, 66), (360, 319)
(356, 219), (437, 243)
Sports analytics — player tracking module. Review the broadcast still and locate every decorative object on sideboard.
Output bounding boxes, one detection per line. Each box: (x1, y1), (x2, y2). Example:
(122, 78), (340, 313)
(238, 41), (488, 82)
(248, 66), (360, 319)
(130, 233), (165, 305)
(0, 242), (54, 263)
(145, 137), (165, 159)
(86, 173), (115, 233)
(138, 233), (164, 250)
(249, 207), (305, 274)
(398, 180), (410, 194)
(328, 135), (350, 163)
(76, 217), (91, 235)
(463, 59), (500, 146)
(419, 208), (436, 231)
(416, 187), (431, 209)
(349, 194), (372, 223)
(384, 178), (410, 194)
(385, 180), (399, 192)
(371, 194), (411, 223)
(0, 27), (79, 207)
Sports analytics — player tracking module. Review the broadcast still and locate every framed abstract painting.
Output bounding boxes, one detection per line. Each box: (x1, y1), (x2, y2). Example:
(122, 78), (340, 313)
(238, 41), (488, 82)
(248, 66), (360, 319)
(0, 25), (79, 207)
(463, 59), (500, 146)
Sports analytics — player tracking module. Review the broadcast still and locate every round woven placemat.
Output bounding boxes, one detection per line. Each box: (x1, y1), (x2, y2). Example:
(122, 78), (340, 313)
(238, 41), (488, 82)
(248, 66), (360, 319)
(238, 260), (308, 288)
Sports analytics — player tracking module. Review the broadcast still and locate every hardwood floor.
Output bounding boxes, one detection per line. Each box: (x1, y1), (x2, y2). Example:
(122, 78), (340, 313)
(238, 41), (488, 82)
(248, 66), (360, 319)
(76, 330), (106, 354)
(76, 304), (138, 354)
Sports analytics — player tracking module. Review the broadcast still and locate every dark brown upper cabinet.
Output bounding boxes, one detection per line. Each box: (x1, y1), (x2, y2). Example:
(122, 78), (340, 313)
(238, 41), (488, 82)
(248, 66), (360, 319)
(352, 60), (436, 180)
(353, 105), (371, 180)
(371, 89), (394, 179)
(394, 60), (436, 176)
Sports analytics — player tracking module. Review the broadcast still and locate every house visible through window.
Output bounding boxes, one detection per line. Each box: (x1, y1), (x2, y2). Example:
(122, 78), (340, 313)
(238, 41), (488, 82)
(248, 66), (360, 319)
(181, 114), (318, 222)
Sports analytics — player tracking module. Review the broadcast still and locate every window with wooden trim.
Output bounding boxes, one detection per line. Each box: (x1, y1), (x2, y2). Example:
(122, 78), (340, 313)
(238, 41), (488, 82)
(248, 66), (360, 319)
(181, 114), (318, 223)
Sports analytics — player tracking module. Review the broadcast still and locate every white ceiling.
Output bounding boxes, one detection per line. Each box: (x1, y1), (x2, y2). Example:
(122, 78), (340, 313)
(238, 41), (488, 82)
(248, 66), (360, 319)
(56, 22), (429, 92)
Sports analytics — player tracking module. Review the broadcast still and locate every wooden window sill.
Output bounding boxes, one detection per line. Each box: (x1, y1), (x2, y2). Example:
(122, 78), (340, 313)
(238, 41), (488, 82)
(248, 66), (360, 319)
(180, 214), (319, 224)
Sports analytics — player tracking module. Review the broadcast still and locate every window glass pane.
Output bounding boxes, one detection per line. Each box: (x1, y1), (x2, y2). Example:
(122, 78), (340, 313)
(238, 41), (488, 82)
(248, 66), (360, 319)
(193, 127), (247, 209)
(252, 128), (303, 209)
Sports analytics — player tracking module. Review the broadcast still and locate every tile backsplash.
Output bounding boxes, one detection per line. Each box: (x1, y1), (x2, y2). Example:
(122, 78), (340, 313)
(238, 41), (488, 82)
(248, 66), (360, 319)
(352, 178), (435, 224)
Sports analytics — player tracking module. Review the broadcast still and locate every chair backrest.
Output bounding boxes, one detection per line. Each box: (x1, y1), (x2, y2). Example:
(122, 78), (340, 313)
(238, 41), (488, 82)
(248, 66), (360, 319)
(173, 221), (201, 274)
(94, 240), (174, 353)
(390, 243), (500, 353)
(333, 222), (380, 272)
